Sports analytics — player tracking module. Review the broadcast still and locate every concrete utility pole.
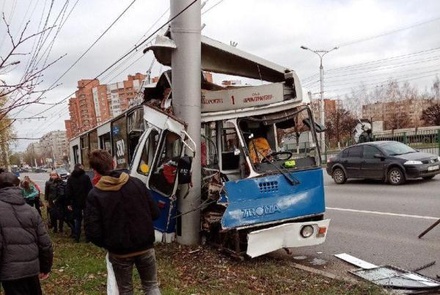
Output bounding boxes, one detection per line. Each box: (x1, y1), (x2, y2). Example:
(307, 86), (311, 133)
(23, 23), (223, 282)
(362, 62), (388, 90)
(170, 0), (201, 245)
(300, 45), (338, 153)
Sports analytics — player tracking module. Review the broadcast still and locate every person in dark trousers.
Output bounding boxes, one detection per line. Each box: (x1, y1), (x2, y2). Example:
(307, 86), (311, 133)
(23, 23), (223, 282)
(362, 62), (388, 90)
(44, 171), (69, 233)
(0, 172), (53, 295)
(85, 149), (161, 295)
(66, 163), (93, 242)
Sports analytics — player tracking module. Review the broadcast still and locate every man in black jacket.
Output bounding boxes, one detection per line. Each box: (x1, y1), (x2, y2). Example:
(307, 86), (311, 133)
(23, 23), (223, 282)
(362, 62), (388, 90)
(84, 149), (161, 295)
(66, 163), (93, 242)
(0, 172), (53, 295)
(44, 171), (68, 233)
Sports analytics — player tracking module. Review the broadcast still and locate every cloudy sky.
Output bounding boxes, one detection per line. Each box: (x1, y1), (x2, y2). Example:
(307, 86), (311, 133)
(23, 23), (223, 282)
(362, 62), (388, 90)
(2, 0), (440, 152)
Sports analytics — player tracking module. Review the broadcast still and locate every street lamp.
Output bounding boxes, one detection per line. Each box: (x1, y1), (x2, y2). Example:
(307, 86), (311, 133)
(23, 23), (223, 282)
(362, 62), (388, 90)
(300, 45), (338, 153)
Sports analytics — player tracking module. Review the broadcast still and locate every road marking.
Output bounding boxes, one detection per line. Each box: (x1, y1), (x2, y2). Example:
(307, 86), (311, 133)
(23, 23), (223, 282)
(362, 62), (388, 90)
(326, 207), (438, 220)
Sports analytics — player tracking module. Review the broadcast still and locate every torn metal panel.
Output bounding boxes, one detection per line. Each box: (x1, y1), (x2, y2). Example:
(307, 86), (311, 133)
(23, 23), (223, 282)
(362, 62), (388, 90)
(336, 253), (440, 292)
(350, 265), (440, 290)
(335, 253), (377, 269)
(144, 33), (295, 83)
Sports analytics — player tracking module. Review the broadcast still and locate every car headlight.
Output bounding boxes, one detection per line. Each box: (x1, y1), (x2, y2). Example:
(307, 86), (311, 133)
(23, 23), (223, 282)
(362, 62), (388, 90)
(404, 160), (423, 165)
(300, 225), (314, 238)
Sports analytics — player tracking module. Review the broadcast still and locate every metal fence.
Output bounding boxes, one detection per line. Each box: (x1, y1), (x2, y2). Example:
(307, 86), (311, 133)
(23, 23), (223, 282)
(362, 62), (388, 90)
(324, 129), (440, 162)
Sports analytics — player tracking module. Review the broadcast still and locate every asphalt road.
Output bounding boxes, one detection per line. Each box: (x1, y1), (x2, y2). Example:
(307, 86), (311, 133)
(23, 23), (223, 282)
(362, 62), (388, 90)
(277, 170), (440, 282)
(21, 172), (51, 192)
(22, 171), (440, 281)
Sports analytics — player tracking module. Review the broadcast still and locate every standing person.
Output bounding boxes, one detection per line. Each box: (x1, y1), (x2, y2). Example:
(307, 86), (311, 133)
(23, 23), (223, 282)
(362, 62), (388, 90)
(85, 149), (161, 295)
(44, 171), (67, 233)
(20, 179), (40, 215)
(24, 175), (42, 215)
(66, 164), (93, 242)
(0, 172), (53, 295)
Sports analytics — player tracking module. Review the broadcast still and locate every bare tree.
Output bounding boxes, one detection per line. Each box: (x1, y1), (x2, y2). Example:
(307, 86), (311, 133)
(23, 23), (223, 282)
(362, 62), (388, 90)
(0, 13), (64, 121)
(421, 104), (440, 126)
(326, 107), (357, 148)
(385, 110), (411, 130)
(0, 96), (16, 168)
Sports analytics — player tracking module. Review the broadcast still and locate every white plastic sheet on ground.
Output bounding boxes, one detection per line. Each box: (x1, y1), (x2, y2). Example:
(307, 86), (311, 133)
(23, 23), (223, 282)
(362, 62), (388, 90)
(106, 253), (119, 295)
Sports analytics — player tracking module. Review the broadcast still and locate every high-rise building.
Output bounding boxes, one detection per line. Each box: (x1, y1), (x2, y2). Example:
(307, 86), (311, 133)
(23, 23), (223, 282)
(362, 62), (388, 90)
(66, 73), (146, 139)
(67, 79), (100, 136)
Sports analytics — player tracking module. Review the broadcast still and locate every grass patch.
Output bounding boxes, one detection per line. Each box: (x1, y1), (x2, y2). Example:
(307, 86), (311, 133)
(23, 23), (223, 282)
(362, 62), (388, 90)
(38, 232), (387, 295)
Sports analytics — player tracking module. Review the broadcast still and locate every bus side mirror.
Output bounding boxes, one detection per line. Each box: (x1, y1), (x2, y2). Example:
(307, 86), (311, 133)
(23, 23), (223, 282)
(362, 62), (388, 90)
(303, 118), (326, 133)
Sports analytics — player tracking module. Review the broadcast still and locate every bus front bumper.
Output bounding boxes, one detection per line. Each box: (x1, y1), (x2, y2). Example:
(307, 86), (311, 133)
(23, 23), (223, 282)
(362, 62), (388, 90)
(246, 219), (331, 258)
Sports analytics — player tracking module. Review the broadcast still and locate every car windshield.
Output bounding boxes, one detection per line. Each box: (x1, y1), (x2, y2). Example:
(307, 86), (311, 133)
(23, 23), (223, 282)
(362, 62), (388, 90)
(380, 141), (416, 156)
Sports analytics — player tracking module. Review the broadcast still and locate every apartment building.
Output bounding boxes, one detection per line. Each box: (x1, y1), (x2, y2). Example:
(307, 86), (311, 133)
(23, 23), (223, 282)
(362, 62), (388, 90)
(362, 98), (436, 128)
(39, 130), (68, 166)
(309, 98), (338, 124)
(67, 79), (100, 136)
(66, 73), (146, 140)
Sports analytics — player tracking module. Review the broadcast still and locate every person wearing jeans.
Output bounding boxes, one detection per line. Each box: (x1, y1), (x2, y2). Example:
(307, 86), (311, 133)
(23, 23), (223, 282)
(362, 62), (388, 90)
(109, 248), (160, 294)
(85, 149), (161, 294)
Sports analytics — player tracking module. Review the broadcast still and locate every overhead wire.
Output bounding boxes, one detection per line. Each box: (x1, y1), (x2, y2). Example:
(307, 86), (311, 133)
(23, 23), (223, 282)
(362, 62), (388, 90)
(10, 0), (137, 123)
(6, 0), (59, 118)
(317, 55), (440, 87)
(337, 15), (440, 48)
(48, 0), (138, 89)
(10, 0), (81, 118)
(202, 0), (224, 15)
(301, 46), (440, 85)
(101, 6), (170, 83)
(301, 14), (440, 98)
(17, 0), (199, 140)
(308, 55), (440, 92)
(24, 3), (439, 145)
(32, 0), (198, 115)
(302, 45), (440, 97)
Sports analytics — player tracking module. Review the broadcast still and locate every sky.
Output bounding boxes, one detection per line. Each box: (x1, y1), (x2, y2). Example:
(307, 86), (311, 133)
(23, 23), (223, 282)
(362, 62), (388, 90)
(2, 0), (440, 152)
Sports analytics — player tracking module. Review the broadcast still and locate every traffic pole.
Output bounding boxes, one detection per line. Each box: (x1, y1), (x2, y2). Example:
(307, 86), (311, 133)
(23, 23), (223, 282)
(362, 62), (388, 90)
(170, 0), (201, 245)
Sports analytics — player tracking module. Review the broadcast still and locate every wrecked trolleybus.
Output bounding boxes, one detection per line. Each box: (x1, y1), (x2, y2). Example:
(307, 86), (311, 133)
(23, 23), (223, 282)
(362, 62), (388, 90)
(69, 35), (330, 258)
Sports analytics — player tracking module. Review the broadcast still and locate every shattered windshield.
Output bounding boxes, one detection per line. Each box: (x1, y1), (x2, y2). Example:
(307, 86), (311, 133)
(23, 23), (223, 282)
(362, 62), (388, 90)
(238, 106), (320, 174)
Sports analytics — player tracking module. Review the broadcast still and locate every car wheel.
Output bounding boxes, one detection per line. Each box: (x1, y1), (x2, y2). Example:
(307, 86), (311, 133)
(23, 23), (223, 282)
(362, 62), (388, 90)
(423, 175), (435, 180)
(332, 168), (347, 184)
(388, 167), (405, 185)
